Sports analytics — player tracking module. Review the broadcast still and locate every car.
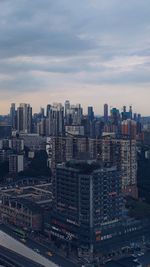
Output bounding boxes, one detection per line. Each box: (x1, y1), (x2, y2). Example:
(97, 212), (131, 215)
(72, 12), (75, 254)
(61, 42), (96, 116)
(46, 251), (53, 257)
(137, 253), (142, 256)
(34, 248), (40, 253)
(20, 238), (26, 243)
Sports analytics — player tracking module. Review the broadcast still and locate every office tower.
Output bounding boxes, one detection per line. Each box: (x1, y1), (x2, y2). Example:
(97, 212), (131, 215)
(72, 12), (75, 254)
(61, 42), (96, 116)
(129, 105), (132, 119)
(17, 106), (23, 132)
(65, 103), (83, 125)
(133, 113), (137, 121)
(47, 103), (64, 136)
(37, 118), (46, 136)
(9, 154), (24, 174)
(10, 103), (16, 129)
(104, 104), (108, 123)
(95, 120), (103, 137)
(121, 119), (137, 139)
(46, 104), (51, 117)
(122, 106), (127, 121)
(40, 107), (45, 118)
(137, 113), (141, 122)
(123, 106), (126, 113)
(88, 106), (94, 121)
(50, 161), (123, 260)
(110, 108), (120, 125)
(17, 103), (32, 133)
(64, 100), (70, 118)
(122, 106), (133, 121)
(136, 114), (142, 135)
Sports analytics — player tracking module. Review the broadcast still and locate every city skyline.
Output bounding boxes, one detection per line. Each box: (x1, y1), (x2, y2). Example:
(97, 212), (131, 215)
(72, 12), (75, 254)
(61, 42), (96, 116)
(0, 101), (143, 117)
(0, 0), (150, 115)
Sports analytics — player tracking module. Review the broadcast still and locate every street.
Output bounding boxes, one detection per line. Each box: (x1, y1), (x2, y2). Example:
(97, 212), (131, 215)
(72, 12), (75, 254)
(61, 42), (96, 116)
(0, 224), (79, 267)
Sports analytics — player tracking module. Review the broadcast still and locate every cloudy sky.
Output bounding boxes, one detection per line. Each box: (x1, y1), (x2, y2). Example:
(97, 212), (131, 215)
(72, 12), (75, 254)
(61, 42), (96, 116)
(0, 0), (150, 115)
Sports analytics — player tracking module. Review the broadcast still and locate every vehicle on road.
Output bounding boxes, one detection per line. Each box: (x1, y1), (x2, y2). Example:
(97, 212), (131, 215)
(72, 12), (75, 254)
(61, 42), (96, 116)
(46, 251), (53, 257)
(33, 248), (40, 253)
(12, 227), (27, 239)
(20, 238), (26, 243)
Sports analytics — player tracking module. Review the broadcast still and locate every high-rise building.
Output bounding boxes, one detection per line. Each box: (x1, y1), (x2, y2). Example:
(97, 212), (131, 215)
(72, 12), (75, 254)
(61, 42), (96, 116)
(104, 104), (108, 123)
(121, 119), (137, 139)
(101, 136), (137, 198)
(110, 108), (120, 126)
(10, 103), (16, 130)
(17, 103), (32, 133)
(49, 161), (123, 260)
(9, 137), (24, 153)
(37, 118), (46, 136)
(46, 136), (89, 172)
(65, 125), (84, 136)
(40, 107), (45, 118)
(64, 100), (70, 118)
(47, 103), (64, 136)
(9, 154), (24, 174)
(122, 106), (133, 121)
(129, 105), (132, 119)
(46, 104), (51, 117)
(88, 106), (94, 121)
(65, 103), (83, 125)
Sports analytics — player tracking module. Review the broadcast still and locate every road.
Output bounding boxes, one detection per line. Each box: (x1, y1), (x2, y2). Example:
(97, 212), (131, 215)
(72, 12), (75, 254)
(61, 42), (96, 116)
(0, 224), (79, 267)
(0, 245), (43, 267)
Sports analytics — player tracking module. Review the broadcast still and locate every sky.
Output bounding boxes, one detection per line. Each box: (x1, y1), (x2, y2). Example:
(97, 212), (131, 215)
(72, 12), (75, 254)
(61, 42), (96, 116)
(0, 0), (150, 115)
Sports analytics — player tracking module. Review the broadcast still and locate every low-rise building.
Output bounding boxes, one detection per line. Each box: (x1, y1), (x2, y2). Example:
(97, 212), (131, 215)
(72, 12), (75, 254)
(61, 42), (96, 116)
(0, 184), (52, 231)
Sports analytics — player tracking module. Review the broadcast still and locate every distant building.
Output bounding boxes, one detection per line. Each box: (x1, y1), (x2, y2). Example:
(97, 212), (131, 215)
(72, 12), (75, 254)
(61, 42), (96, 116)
(65, 125), (84, 136)
(10, 103), (16, 130)
(104, 103), (108, 123)
(17, 103), (32, 133)
(9, 137), (24, 153)
(65, 103), (83, 125)
(121, 119), (137, 139)
(9, 154), (24, 174)
(37, 118), (46, 136)
(47, 103), (64, 136)
(88, 106), (94, 121)
(0, 124), (12, 138)
(20, 133), (46, 151)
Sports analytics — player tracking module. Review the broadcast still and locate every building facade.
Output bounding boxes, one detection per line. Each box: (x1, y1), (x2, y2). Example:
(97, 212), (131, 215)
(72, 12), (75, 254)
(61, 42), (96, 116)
(47, 161), (123, 260)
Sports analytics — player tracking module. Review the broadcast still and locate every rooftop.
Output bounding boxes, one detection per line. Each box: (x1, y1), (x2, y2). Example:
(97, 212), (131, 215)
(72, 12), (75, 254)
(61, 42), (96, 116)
(1, 184), (52, 207)
(58, 160), (117, 174)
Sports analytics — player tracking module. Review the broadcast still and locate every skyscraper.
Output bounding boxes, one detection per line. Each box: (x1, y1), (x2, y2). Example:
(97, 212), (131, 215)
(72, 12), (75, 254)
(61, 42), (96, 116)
(47, 103), (64, 136)
(10, 103), (16, 130)
(64, 100), (70, 118)
(104, 103), (108, 123)
(17, 103), (32, 133)
(88, 106), (94, 121)
(121, 119), (137, 139)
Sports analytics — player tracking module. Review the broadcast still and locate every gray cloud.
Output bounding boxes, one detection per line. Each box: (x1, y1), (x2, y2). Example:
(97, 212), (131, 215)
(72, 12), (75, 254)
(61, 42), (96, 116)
(0, 0), (150, 113)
